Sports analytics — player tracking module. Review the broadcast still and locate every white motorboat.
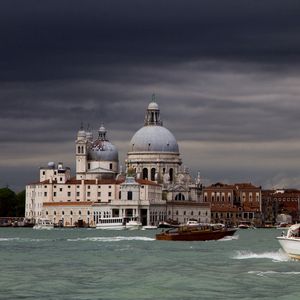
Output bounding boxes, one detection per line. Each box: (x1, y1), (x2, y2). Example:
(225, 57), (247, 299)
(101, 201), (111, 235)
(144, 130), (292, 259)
(33, 218), (54, 230)
(96, 217), (142, 230)
(125, 219), (142, 230)
(142, 225), (158, 230)
(186, 220), (200, 227)
(277, 224), (300, 260)
(96, 217), (126, 230)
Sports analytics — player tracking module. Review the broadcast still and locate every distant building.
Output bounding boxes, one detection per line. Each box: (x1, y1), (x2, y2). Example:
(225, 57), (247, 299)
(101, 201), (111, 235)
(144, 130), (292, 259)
(261, 189), (300, 224)
(203, 182), (262, 226)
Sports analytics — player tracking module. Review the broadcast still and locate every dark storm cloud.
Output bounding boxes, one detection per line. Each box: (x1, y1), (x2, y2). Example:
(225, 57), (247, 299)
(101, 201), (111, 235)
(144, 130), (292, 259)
(1, 0), (300, 191)
(1, 0), (300, 82)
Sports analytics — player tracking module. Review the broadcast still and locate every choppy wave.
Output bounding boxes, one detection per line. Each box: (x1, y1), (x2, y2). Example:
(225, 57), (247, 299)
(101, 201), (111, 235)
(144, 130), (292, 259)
(248, 270), (300, 277)
(0, 237), (20, 241)
(233, 249), (290, 262)
(219, 234), (239, 241)
(67, 236), (155, 242)
(0, 237), (58, 242)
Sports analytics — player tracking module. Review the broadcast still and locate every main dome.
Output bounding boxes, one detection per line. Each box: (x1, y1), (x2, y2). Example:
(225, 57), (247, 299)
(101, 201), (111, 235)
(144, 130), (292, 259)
(129, 101), (179, 153)
(130, 126), (179, 152)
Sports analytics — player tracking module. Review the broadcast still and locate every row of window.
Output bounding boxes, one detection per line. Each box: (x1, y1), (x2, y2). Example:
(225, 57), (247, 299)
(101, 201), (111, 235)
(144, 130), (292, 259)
(46, 210), (91, 216)
(168, 210), (208, 216)
(212, 212), (254, 219)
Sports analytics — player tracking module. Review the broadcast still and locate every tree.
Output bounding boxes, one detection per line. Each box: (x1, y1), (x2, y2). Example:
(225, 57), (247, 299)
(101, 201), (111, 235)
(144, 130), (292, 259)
(0, 187), (17, 217)
(16, 190), (25, 217)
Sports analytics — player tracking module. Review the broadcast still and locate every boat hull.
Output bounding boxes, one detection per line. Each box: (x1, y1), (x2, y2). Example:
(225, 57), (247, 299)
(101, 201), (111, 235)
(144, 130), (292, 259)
(277, 237), (300, 260)
(156, 228), (237, 241)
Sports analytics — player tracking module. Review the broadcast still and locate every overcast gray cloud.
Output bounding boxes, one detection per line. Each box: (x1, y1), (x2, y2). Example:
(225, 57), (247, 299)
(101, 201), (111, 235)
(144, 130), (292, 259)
(1, 0), (300, 191)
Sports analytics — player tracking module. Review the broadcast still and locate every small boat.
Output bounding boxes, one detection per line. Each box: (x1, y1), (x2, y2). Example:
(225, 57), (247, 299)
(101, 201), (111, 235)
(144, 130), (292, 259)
(276, 222), (291, 229)
(33, 218), (54, 230)
(186, 220), (200, 227)
(157, 220), (180, 229)
(125, 219), (142, 230)
(156, 223), (237, 241)
(96, 217), (142, 230)
(142, 225), (158, 230)
(96, 217), (126, 230)
(238, 222), (255, 229)
(276, 224), (300, 260)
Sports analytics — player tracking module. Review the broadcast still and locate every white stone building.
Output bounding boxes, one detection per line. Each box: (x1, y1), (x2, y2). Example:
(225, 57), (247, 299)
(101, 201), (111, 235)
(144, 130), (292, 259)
(25, 99), (210, 227)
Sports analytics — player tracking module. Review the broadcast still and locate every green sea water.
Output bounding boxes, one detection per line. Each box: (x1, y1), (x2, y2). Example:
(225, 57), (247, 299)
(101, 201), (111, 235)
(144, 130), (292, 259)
(0, 228), (299, 300)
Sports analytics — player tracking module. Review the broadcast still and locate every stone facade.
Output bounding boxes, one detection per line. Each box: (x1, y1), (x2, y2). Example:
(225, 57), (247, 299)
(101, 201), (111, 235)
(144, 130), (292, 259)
(25, 99), (210, 227)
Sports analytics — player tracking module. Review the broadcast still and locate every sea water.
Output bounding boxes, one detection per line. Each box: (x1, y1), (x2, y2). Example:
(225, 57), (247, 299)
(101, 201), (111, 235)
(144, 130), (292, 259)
(0, 228), (299, 300)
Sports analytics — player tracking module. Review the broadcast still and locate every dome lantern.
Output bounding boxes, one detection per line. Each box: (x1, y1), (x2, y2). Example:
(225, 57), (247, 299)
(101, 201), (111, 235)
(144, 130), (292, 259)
(98, 124), (107, 141)
(144, 94), (163, 126)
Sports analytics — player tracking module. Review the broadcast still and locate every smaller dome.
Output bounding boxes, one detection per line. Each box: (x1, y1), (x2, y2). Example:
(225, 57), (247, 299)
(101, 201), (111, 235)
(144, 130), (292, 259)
(77, 129), (86, 139)
(88, 140), (118, 162)
(148, 102), (159, 110)
(86, 131), (93, 141)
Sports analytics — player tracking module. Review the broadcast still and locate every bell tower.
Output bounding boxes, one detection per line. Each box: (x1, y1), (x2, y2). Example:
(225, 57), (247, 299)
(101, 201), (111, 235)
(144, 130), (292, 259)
(76, 125), (88, 179)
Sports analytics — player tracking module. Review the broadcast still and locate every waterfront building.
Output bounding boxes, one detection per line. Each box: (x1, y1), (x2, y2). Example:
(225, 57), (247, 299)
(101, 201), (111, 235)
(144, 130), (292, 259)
(203, 182), (262, 226)
(25, 99), (210, 226)
(261, 189), (300, 225)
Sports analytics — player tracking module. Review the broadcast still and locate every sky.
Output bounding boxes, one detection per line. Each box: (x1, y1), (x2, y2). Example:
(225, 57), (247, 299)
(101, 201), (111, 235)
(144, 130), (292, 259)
(1, 0), (300, 191)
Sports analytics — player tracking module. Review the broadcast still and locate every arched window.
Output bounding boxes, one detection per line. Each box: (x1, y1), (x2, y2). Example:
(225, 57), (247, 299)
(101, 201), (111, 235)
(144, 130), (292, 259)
(77, 146), (81, 153)
(143, 168), (148, 180)
(175, 193), (185, 201)
(169, 168), (174, 182)
(81, 146), (84, 153)
(151, 168), (156, 181)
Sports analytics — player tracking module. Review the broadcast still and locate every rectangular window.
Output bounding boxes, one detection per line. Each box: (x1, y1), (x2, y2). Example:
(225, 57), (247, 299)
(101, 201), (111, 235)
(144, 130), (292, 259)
(68, 192), (71, 197)
(54, 192), (56, 197)
(108, 192), (112, 197)
(87, 192), (90, 197)
(98, 192), (101, 197)
(44, 192), (47, 197)
(60, 188), (63, 192)
(77, 192), (80, 196)
(127, 191), (133, 200)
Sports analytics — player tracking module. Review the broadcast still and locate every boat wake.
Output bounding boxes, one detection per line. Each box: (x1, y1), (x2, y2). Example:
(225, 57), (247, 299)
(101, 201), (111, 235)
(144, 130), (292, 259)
(233, 249), (290, 262)
(67, 236), (155, 242)
(0, 237), (58, 242)
(0, 237), (20, 242)
(248, 270), (300, 277)
(219, 234), (239, 241)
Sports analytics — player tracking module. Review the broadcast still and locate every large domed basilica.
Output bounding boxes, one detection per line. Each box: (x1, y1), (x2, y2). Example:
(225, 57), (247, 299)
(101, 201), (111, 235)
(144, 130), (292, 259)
(25, 96), (209, 228)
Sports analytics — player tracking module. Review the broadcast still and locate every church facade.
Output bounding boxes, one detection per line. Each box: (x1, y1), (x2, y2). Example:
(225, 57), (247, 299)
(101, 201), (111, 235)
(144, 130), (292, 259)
(25, 100), (210, 227)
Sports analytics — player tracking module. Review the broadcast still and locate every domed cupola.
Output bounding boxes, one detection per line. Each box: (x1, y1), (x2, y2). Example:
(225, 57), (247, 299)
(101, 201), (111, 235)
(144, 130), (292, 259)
(77, 125), (86, 140)
(127, 96), (182, 184)
(85, 125), (93, 142)
(129, 96), (179, 153)
(88, 125), (118, 162)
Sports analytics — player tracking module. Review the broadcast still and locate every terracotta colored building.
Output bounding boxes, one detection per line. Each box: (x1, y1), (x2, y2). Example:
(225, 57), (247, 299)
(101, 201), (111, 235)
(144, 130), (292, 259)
(261, 189), (300, 224)
(203, 182), (262, 226)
